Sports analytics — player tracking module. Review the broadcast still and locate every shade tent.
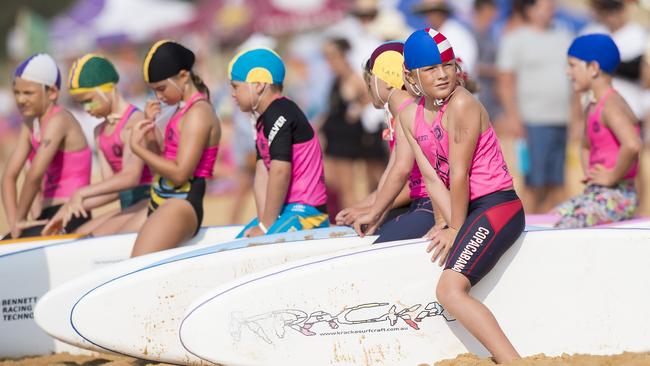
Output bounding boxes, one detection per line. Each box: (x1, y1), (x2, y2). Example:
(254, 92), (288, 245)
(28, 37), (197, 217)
(187, 0), (348, 43)
(50, 0), (195, 55)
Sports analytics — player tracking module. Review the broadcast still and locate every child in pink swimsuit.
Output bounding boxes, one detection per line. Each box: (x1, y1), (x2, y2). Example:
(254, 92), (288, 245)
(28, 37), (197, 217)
(43, 54), (158, 236)
(554, 34), (641, 228)
(400, 29), (524, 363)
(129, 40), (221, 256)
(2, 53), (91, 239)
(229, 48), (328, 238)
(339, 41), (438, 243)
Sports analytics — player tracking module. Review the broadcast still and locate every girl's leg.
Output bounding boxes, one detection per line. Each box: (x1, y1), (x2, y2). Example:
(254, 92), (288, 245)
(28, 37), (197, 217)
(94, 201), (149, 236)
(131, 199), (198, 257)
(436, 270), (519, 364)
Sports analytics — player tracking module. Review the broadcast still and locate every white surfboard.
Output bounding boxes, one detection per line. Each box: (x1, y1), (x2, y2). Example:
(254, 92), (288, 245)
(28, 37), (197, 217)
(2, 225), (242, 359)
(180, 228), (650, 366)
(67, 227), (376, 364)
(0, 234), (82, 255)
(524, 215), (650, 229)
(599, 217), (650, 228)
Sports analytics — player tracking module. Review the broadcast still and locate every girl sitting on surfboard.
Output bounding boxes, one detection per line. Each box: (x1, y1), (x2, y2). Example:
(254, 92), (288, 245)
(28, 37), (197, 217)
(338, 41), (441, 243)
(399, 29), (525, 363)
(228, 48), (329, 238)
(553, 34), (641, 228)
(2, 54), (91, 239)
(43, 54), (159, 237)
(129, 40), (221, 256)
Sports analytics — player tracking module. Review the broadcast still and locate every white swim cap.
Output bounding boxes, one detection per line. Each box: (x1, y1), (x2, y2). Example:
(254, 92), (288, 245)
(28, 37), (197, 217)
(14, 53), (61, 88)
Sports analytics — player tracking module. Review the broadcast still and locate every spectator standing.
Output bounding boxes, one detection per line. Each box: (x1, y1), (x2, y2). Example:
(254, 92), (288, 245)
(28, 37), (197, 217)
(471, 0), (502, 122)
(412, 0), (479, 77)
(496, 0), (573, 213)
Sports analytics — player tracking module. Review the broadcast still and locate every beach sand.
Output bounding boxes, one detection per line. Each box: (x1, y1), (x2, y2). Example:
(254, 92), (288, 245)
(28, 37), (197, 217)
(3, 351), (650, 365)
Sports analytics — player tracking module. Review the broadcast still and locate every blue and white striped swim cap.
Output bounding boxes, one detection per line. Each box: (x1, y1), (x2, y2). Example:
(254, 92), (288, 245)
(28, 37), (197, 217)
(14, 53), (61, 89)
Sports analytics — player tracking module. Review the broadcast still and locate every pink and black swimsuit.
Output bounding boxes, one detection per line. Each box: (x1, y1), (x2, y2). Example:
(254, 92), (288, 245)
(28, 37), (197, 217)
(374, 98), (437, 243)
(149, 93), (218, 235)
(414, 97), (525, 285)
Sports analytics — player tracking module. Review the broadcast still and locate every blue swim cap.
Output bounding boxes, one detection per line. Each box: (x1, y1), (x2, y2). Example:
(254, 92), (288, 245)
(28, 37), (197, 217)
(14, 53), (61, 89)
(567, 33), (620, 74)
(228, 48), (285, 84)
(404, 28), (455, 70)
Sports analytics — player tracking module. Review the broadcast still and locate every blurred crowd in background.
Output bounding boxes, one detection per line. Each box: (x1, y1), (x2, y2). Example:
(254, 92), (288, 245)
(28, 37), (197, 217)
(1, 0), (650, 225)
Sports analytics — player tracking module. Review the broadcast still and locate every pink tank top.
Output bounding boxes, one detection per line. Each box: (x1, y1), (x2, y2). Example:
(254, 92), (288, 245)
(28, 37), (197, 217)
(28, 106), (91, 199)
(98, 104), (152, 185)
(587, 88), (639, 181)
(414, 97), (512, 201)
(163, 93), (219, 178)
(256, 97), (327, 207)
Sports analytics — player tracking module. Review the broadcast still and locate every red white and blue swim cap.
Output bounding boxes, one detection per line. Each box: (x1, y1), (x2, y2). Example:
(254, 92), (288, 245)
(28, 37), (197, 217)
(404, 28), (455, 70)
(14, 53), (61, 89)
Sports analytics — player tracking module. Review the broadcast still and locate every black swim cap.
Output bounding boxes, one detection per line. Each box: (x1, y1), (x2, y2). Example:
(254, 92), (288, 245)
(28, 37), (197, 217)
(143, 40), (195, 83)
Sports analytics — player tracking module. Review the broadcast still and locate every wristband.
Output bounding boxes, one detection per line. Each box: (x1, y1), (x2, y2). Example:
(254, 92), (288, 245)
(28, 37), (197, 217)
(258, 222), (268, 234)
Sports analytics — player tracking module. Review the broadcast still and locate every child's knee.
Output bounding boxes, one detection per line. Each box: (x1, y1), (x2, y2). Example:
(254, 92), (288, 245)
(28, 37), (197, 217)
(436, 272), (470, 306)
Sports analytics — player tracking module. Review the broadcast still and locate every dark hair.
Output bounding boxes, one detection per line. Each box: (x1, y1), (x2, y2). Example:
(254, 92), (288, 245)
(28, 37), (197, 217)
(520, 0), (537, 12)
(328, 38), (351, 54)
(474, 0), (496, 10)
(270, 83), (283, 93)
(509, 0), (525, 16)
(590, 0), (624, 11)
(190, 71), (210, 100)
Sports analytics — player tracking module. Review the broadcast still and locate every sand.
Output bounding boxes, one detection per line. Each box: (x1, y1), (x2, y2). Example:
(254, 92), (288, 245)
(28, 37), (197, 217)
(0, 352), (172, 365)
(433, 352), (650, 366)
(3, 351), (650, 365)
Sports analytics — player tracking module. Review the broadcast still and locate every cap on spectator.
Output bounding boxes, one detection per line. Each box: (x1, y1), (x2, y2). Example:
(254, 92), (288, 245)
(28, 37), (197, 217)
(14, 53), (61, 89)
(412, 0), (453, 14)
(568, 33), (621, 74)
(350, 0), (379, 17)
(590, 0), (625, 10)
(228, 48), (285, 84)
(404, 28), (455, 70)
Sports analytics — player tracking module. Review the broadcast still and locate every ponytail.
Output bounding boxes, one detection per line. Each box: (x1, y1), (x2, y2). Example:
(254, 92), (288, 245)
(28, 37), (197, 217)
(190, 71), (210, 100)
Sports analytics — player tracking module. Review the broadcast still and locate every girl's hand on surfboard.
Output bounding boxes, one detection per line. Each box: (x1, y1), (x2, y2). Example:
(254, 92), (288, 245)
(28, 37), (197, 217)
(42, 208), (67, 235)
(353, 210), (386, 237)
(42, 216), (64, 235)
(337, 206), (370, 226)
(425, 227), (458, 266)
